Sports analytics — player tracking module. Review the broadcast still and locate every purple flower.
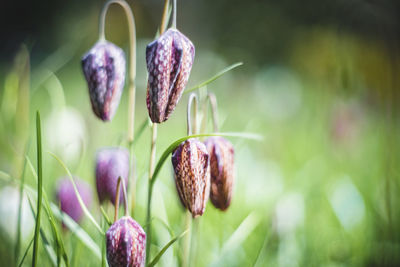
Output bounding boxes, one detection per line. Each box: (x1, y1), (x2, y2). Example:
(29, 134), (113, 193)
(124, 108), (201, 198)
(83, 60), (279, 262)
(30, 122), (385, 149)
(56, 177), (92, 223)
(82, 41), (126, 121)
(146, 28), (195, 123)
(96, 147), (129, 205)
(106, 216), (146, 267)
(171, 138), (210, 217)
(204, 137), (235, 211)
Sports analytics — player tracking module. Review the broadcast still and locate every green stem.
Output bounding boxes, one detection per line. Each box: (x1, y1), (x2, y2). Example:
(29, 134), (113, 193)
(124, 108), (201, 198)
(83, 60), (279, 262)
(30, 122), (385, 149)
(182, 211), (192, 267)
(99, 0), (138, 215)
(146, 123), (158, 266)
(146, 0), (170, 263)
(159, 0), (170, 34)
(172, 0), (177, 29)
(32, 111), (43, 267)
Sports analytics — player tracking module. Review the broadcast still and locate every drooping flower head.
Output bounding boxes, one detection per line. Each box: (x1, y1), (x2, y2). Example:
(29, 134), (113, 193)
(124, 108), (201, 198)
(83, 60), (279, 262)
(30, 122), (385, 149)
(146, 28), (195, 123)
(82, 41), (126, 121)
(171, 138), (210, 217)
(106, 216), (146, 267)
(204, 137), (235, 211)
(56, 177), (92, 223)
(95, 147), (129, 205)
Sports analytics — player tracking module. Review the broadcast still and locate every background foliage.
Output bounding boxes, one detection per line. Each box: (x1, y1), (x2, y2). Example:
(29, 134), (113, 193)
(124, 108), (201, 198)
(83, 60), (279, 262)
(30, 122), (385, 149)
(0, 0), (399, 266)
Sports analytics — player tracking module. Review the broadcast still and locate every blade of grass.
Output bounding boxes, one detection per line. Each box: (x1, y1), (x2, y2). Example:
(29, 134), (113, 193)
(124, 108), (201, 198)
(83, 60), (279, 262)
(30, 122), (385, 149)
(49, 151), (104, 234)
(5, 160), (102, 261)
(32, 111), (43, 267)
(27, 196), (57, 267)
(100, 206), (112, 227)
(212, 212), (260, 265)
(51, 204), (102, 260)
(25, 156), (69, 267)
(18, 236), (34, 267)
(0, 170), (11, 179)
(148, 230), (188, 267)
(151, 132), (262, 187)
(184, 62), (243, 94)
(15, 143), (29, 265)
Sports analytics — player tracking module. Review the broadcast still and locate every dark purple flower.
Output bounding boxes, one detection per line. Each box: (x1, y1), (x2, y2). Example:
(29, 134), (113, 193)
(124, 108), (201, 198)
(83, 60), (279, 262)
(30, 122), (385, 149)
(106, 216), (146, 267)
(204, 137), (235, 211)
(56, 177), (92, 223)
(146, 28), (195, 123)
(96, 147), (129, 205)
(82, 41), (126, 121)
(171, 138), (210, 217)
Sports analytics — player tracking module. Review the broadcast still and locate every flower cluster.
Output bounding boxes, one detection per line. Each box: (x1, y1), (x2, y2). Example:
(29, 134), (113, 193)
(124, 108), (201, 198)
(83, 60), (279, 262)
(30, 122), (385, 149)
(76, 1), (238, 265)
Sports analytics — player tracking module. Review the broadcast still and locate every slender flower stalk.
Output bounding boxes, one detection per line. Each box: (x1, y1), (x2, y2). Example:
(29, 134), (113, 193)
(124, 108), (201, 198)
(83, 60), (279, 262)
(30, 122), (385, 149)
(114, 177), (129, 221)
(182, 93), (197, 267)
(145, 0), (170, 264)
(207, 93), (219, 132)
(98, 0), (138, 215)
(106, 177), (146, 267)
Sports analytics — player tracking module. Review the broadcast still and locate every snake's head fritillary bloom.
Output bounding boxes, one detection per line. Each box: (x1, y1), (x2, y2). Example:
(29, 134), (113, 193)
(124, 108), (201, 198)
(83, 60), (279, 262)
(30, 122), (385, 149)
(106, 216), (146, 267)
(95, 147), (129, 205)
(82, 41), (126, 121)
(146, 28), (195, 123)
(204, 137), (235, 211)
(56, 177), (92, 223)
(171, 138), (210, 217)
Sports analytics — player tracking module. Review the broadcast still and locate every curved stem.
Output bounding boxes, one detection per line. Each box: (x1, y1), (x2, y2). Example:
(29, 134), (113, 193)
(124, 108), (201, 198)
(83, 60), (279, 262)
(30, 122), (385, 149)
(187, 93), (198, 136)
(172, 0), (177, 28)
(207, 93), (219, 132)
(98, 0), (137, 218)
(146, 0), (170, 263)
(114, 176), (129, 221)
(160, 0), (170, 34)
(99, 0), (137, 143)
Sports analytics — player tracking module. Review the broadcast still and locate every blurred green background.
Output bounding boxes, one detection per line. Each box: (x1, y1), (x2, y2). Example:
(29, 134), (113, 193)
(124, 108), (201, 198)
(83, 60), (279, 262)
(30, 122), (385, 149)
(0, 0), (400, 266)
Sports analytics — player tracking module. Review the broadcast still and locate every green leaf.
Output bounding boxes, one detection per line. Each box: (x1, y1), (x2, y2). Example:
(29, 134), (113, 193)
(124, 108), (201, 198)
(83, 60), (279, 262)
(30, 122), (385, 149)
(151, 132), (262, 187)
(50, 204), (102, 260)
(153, 217), (175, 237)
(184, 62), (243, 94)
(27, 196), (57, 267)
(48, 151), (104, 234)
(32, 111), (43, 267)
(100, 206), (112, 227)
(18, 236), (34, 267)
(148, 230), (189, 267)
(9, 158), (102, 262)
(25, 156), (69, 267)
(15, 143), (29, 265)
(212, 212), (260, 265)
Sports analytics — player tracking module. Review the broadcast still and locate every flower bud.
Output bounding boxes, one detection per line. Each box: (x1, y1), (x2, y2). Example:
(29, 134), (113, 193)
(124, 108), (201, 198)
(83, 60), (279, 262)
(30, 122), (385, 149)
(95, 147), (129, 205)
(56, 177), (92, 223)
(171, 138), (210, 217)
(204, 137), (235, 211)
(81, 41), (126, 121)
(106, 216), (146, 267)
(146, 29), (195, 123)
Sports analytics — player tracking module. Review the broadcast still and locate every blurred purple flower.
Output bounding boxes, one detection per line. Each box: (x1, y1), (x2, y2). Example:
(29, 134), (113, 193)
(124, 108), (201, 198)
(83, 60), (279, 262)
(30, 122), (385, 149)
(171, 138), (210, 217)
(204, 137), (235, 211)
(82, 41), (126, 121)
(146, 28), (195, 123)
(96, 147), (129, 205)
(106, 216), (146, 267)
(56, 177), (92, 223)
